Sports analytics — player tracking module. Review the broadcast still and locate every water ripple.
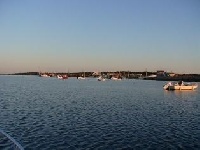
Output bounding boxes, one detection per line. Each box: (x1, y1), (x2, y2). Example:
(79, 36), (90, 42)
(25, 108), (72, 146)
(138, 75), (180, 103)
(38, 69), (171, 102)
(0, 77), (200, 149)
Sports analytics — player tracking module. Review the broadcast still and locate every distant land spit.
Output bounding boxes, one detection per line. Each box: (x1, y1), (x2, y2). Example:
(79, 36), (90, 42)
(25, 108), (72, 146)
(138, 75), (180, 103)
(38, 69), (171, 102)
(1, 71), (200, 82)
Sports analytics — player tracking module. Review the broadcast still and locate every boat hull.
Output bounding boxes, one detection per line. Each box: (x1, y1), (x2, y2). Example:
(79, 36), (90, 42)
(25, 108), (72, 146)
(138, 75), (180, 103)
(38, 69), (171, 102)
(78, 77), (85, 80)
(166, 85), (198, 90)
(163, 81), (198, 90)
(57, 75), (68, 80)
(98, 78), (106, 81)
(97, 76), (106, 81)
(111, 77), (122, 81)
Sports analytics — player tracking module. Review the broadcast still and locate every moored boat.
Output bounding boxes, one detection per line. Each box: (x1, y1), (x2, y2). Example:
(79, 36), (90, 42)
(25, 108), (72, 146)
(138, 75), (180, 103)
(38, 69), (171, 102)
(111, 76), (122, 81)
(163, 81), (198, 90)
(97, 76), (106, 81)
(111, 73), (122, 81)
(57, 74), (68, 80)
(40, 74), (51, 77)
(77, 76), (86, 80)
(77, 71), (86, 80)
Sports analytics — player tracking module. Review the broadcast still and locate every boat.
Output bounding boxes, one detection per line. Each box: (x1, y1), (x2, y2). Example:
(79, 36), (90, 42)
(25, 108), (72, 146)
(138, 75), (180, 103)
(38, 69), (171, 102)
(111, 74), (122, 81)
(77, 76), (85, 80)
(97, 76), (106, 81)
(111, 76), (122, 81)
(77, 71), (86, 80)
(40, 74), (51, 77)
(110, 72), (123, 81)
(57, 74), (68, 80)
(163, 81), (198, 90)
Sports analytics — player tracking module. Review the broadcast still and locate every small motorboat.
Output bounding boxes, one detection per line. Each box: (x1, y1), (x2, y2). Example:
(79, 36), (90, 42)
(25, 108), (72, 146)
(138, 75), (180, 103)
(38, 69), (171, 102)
(40, 74), (51, 77)
(77, 76), (86, 80)
(163, 81), (198, 90)
(77, 72), (86, 80)
(111, 73), (122, 81)
(111, 77), (122, 81)
(57, 75), (68, 80)
(97, 76), (106, 81)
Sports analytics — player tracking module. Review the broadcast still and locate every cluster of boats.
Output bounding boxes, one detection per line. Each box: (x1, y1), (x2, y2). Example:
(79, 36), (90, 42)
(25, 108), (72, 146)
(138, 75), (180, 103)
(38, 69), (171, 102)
(163, 81), (198, 90)
(40, 73), (123, 81)
(39, 73), (198, 90)
(39, 73), (68, 80)
(97, 75), (122, 81)
(77, 75), (122, 81)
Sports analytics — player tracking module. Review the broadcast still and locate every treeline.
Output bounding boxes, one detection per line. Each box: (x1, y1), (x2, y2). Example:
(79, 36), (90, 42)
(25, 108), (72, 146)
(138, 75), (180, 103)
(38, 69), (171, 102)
(11, 72), (39, 75)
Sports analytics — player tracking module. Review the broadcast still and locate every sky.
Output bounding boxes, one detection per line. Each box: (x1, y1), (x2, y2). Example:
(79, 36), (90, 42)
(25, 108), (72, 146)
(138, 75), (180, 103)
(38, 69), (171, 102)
(0, 0), (200, 74)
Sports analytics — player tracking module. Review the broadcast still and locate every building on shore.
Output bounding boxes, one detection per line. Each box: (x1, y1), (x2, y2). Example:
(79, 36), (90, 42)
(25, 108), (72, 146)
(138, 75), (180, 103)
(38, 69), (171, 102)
(156, 70), (200, 82)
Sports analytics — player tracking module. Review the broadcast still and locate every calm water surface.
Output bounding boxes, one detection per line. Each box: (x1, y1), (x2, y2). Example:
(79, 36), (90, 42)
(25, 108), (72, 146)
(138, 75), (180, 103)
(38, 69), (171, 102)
(0, 75), (200, 149)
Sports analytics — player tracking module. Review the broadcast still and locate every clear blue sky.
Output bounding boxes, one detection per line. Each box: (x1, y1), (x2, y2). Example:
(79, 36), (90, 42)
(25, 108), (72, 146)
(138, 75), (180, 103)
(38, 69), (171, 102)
(0, 0), (199, 73)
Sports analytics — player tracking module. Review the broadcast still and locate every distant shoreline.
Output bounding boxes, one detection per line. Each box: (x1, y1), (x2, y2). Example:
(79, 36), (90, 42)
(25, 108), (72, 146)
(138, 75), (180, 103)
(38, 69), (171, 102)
(0, 71), (200, 75)
(1, 71), (200, 82)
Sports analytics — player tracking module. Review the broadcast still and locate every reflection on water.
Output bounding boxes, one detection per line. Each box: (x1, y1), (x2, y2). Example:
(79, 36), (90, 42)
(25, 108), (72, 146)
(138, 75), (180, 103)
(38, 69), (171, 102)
(0, 76), (200, 149)
(164, 89), (199, 101)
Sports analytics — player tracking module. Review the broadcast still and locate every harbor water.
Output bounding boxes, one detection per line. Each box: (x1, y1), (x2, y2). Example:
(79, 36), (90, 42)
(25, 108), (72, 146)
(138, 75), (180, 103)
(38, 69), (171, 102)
(0, 76), (200, 149)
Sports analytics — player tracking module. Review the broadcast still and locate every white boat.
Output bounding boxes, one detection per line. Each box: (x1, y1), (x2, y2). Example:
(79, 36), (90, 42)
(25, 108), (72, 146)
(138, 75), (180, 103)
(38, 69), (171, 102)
(111, 77), (122, 81)
(57, 75), (68, 80)
(77, 71), (86, 80)
(57, 75), (62, 79)
(40, 74), (50, 77)
(111, 72), (122, 81)
(97, 76), (106, 81)
(77, 76), (86, 80)
(163, 81), (198, 90)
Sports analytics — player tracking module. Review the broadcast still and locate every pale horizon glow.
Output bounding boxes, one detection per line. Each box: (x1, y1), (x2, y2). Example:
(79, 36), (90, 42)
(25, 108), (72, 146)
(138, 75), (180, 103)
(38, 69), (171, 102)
(0, 0), (200, 74)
